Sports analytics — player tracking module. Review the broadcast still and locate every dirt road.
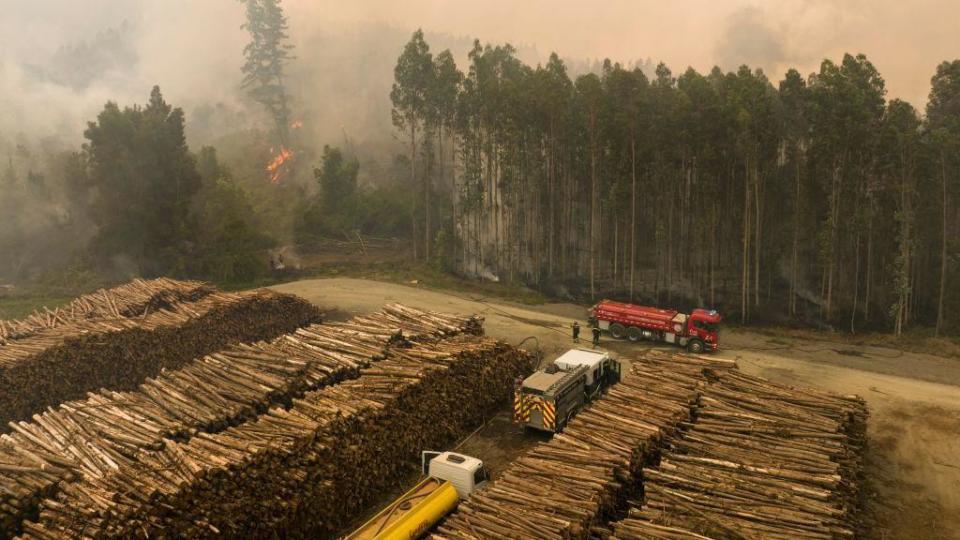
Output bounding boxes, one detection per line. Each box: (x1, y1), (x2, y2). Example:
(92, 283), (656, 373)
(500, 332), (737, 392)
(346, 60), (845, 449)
(272, 278), (960, 540)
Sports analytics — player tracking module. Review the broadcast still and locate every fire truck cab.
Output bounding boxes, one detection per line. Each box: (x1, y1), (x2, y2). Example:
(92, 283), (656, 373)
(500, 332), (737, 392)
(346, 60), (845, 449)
(514, 349), (620, 433)
(589, 300), (721, 353)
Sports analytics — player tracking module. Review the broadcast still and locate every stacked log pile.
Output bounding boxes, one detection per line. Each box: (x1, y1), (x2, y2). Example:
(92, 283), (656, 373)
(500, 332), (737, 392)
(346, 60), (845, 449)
(16, 336), (532, 539)
(0, 304), (481, 538)
(432, 353), (734, 540)
(611, 370), (868, 540)
(0, 289), (322, 429)
(0, 278), (214, 344)
(354, 303), (484, 342)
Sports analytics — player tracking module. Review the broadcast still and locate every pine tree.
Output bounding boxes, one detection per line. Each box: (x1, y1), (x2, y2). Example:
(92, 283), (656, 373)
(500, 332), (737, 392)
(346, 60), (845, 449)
(240, 0), (294, 147)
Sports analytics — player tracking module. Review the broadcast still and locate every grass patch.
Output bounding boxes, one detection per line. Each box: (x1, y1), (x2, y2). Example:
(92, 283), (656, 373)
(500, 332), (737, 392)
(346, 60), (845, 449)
(0, 294), (76, 320)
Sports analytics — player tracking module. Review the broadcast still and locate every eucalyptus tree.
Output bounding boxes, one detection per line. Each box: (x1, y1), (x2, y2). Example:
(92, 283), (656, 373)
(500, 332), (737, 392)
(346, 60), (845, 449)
(391, 29), (434, 259)
(603, 64), (648, 298)
(532, 54), (574, 277)
(721, 66), (781, 321)
(431, 49), (464, 249)
(926, 60), (960, 335)
(388, 35), (959, 335)
(646, 63), (683, 302)
(575, 73), (604, 299)
(779, 69), (810, 317)
(879, 100), (921, 335)
(677, 67), (725, 303)
(808, 54), (885, 321)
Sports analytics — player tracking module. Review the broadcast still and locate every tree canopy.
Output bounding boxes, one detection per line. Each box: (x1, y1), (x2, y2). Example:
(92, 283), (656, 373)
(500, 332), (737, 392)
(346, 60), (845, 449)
(387, 31), (960, 334)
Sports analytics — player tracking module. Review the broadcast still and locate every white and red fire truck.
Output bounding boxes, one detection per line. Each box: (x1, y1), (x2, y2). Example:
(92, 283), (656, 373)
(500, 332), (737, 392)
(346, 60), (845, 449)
(588, 300), (721, 353)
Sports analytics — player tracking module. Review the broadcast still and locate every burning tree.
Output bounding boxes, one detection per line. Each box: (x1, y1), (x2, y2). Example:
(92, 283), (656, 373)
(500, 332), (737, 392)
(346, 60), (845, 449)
(239, 0), (296, 182)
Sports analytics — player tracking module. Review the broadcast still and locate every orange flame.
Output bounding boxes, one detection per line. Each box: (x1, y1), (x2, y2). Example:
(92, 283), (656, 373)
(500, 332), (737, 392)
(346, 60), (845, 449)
(290, 120), (303, 129)
(266, 146), (294, 184)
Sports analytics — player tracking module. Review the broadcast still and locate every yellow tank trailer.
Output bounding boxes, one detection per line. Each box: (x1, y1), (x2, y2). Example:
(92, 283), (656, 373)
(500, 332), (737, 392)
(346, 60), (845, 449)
(345, 452), (489, 540)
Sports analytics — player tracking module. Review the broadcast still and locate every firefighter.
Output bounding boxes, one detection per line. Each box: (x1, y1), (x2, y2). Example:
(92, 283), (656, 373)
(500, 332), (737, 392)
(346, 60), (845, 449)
(572, 321), (580, 343)
(592, 326), (601, 348)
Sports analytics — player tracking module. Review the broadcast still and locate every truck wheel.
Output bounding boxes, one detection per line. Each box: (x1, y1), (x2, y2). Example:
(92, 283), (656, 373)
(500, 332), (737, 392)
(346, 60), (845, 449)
(610, 323), (626, 339)
(626, 327), (642, 342)
(687, 339), (705, 353)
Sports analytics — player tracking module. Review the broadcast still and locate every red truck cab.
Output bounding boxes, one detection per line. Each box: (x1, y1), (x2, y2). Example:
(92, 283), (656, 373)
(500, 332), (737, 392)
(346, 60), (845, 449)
(588, 300), (721, 353)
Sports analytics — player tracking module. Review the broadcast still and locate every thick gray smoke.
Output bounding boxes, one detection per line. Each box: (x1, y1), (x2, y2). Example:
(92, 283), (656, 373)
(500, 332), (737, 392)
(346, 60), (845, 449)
(0, 0), (954, 284)
(2, 0), (953, 150)
(714, 6), (788, 75)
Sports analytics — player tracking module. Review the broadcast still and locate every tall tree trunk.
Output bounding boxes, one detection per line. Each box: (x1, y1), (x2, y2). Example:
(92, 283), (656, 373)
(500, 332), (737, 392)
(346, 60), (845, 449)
(753, 158), (761, 308)
(937, 150), (948, 336)
(548, 132), (555, 277)
(590, 134), (597, 299)
(894, 148), (913, 337)
(790, 157), (800, 317)
(865, 203), (873, 321)
(613, 216), (620, 289)
(410, 122), (418, 260)
(667, 178), (674, 304)
(432, 125), (444, 261)
(710, 198), (717, 307)
(824, 159), (842, 321)
(851, 233), (860, 333)
(630, 139), (636, 301)
(741, 158), (751, 324)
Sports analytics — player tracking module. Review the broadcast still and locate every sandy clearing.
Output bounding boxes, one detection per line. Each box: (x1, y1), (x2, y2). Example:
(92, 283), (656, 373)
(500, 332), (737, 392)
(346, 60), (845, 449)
(271, 277), (960, 540)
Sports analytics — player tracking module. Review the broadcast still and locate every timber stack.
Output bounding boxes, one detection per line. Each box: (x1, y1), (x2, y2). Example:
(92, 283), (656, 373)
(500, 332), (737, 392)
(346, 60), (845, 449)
(0, 278), (215, 344)
(0, 287), (322, 428)
(0, 304), (482, 539)
(354, 303), (484, 341)
(433, 353), (735, 540)
(611, 369), (868, 540)
(16, 336), (532, 539)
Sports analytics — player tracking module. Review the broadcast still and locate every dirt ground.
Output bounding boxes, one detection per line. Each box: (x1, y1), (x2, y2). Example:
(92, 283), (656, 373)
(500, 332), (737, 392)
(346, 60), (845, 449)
(271, 278), (960, 540)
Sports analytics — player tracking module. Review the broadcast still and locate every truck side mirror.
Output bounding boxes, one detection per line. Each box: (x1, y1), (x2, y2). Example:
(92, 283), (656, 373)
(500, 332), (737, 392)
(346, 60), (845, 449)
(421, 451), (441, 475)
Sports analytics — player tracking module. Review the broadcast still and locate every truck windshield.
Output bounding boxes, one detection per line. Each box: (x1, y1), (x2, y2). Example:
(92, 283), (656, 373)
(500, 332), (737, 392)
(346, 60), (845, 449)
(474, 467), (490, 484)
(694, 320), (719, 333)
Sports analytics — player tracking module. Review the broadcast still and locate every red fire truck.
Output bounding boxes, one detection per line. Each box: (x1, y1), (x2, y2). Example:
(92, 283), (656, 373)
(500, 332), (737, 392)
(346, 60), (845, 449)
(588, 300), (721, 353)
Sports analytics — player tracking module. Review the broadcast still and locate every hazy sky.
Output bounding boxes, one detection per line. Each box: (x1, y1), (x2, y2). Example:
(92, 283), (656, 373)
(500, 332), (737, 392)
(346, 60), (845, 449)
(1, 0), (957, 145)
(295, 0), (958, 105)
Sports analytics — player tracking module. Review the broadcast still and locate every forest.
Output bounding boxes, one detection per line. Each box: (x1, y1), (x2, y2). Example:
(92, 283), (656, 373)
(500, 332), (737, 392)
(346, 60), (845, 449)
(390, 32), (960, 335)
(1, 1), (959, 337)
